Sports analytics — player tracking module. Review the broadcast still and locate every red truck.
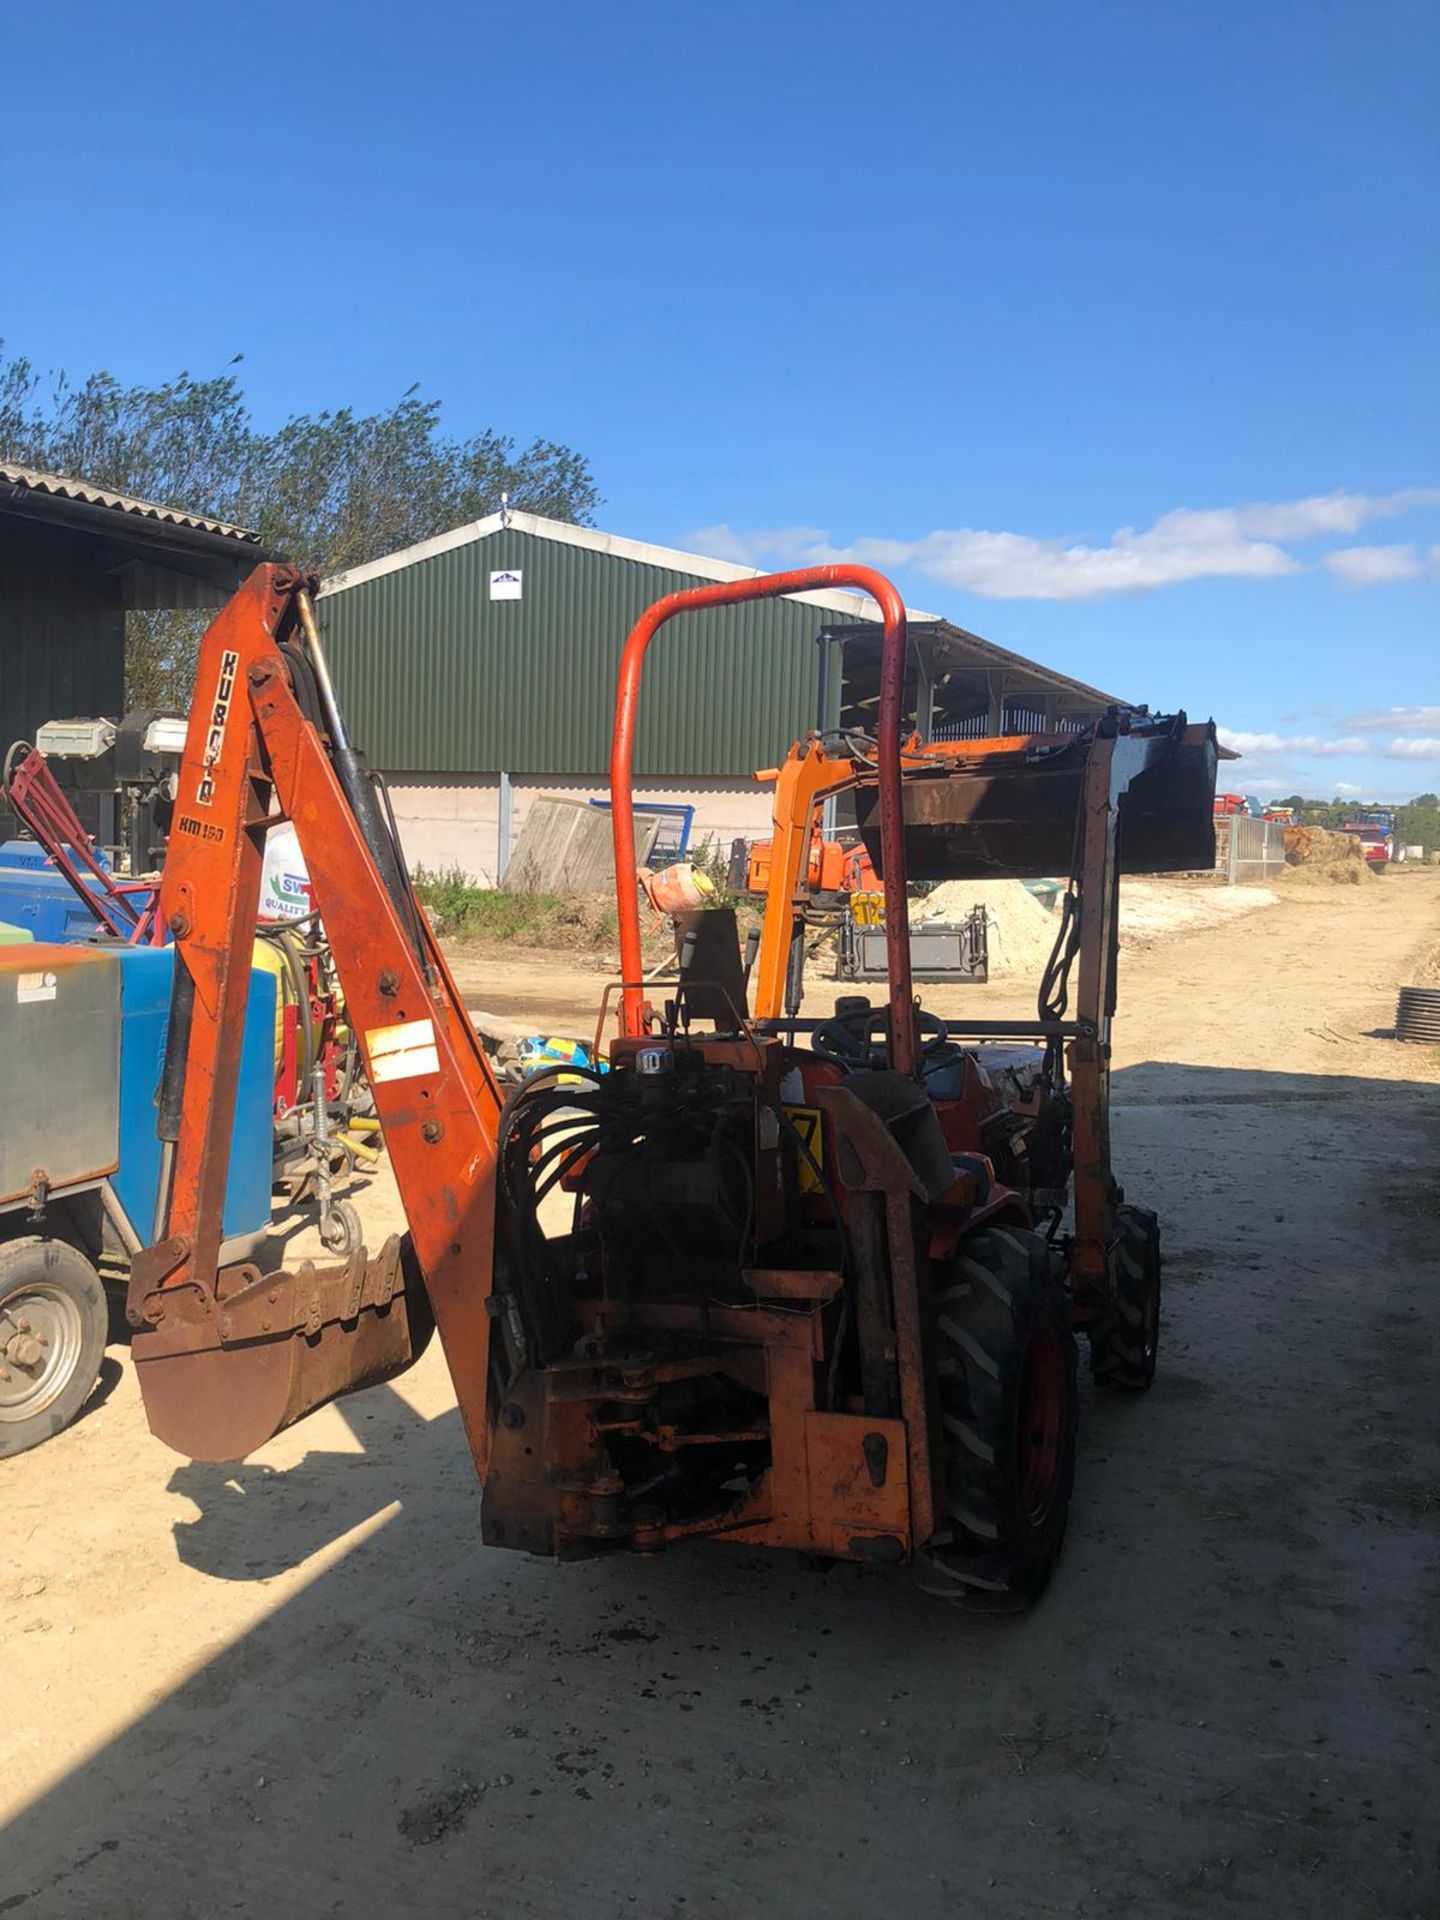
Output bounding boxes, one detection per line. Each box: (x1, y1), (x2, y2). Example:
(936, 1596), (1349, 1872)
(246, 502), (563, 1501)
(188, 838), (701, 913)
(1340, 808), (1395, 866)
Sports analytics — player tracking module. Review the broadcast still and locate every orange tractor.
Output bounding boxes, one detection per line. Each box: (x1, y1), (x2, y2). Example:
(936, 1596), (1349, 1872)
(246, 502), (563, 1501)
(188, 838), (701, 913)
(128, 564), (1219, 1610)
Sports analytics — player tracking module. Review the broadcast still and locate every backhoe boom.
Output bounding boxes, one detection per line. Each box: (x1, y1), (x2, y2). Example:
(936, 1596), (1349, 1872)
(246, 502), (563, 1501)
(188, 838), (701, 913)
(129, 565), (505, 1464)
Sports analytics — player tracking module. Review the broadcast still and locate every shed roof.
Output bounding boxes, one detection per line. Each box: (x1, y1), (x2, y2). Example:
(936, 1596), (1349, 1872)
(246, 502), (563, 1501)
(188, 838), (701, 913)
(0, 463), (261, 546)
(321, 508), (941, 623)
(0, 463), (270, 612)
(820, 619), (1120, 732)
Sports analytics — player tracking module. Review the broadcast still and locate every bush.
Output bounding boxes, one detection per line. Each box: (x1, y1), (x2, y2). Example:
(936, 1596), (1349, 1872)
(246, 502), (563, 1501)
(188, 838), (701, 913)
(411, 867), (619, 947)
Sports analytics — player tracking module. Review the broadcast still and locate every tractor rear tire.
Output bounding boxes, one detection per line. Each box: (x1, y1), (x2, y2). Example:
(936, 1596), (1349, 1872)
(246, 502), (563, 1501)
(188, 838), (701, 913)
(915, 1224), (1079, 1614)
(1087, 1203), (1161, 1392)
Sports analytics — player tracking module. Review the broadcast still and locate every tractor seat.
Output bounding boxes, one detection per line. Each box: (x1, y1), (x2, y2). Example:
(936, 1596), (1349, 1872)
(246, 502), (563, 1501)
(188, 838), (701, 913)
(824, 1068), (956, 1201)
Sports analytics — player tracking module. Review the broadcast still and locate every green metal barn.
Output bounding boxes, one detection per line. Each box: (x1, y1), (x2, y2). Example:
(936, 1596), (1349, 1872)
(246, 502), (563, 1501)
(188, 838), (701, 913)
(317, 510), (1118, 883)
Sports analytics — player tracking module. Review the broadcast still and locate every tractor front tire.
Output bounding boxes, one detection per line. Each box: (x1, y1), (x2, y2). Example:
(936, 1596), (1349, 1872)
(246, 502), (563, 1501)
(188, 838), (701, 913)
(1087, 1203), (1161, 1392)
(916, 1224), (1079, 1613)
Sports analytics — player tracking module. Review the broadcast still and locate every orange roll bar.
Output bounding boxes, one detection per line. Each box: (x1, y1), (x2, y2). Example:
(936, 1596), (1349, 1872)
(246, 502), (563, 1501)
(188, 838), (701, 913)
(608, 566), (919, 1076)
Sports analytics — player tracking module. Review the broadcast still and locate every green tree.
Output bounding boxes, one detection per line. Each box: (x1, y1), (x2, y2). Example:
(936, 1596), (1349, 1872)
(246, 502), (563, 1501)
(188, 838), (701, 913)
(0, 357), (261, 523)
(251, 388), (599, 573)
(0, 345), (600, 705)
(1396, 794), (1440, 856)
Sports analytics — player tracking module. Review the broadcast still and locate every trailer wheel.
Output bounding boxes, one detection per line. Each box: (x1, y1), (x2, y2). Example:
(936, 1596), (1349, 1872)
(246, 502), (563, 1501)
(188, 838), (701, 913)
(320, 1199), (363, 1257)
(1087, 1203), (1161, 1392)
(0, 1238), (109, 1459)
(915, 1224), (1078, 1613)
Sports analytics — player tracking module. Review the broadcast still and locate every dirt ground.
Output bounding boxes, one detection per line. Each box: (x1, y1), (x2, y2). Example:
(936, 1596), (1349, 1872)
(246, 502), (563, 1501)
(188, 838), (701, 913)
(4, 873), (1439, 1919)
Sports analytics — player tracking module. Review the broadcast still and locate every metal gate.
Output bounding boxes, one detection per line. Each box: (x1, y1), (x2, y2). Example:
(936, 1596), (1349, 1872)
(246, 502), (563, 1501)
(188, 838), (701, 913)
(1223, 814), (1287, 884)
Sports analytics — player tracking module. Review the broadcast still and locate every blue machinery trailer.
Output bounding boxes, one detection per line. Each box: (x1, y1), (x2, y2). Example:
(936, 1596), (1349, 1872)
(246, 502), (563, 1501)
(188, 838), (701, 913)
(0, 942), (274, 1457)
(0, 838), (120, 944)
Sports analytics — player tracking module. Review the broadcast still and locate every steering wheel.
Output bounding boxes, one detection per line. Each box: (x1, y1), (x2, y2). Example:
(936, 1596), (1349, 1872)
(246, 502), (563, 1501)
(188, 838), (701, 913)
(812, 1002), (951, 1068)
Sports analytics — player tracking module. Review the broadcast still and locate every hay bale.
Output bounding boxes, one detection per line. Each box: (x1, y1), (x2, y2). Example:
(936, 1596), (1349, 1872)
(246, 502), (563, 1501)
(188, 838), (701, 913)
(1279, 846), (1376, 886)
(1283, 825), (1368, 871)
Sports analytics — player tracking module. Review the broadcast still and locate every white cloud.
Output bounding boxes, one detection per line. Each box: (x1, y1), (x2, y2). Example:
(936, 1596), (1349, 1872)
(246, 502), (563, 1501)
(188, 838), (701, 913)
(1219, 729), (1368, 758)
(685, 523), (831, 567)
(688, 487), (1440, 603)
(1219, 725), (1440, 767)
(1343, 705), (1440, 733)
(1334, 782), (1364, 795)
(1323, 544), (1426, 586)
(1230, 488), (1440, 539)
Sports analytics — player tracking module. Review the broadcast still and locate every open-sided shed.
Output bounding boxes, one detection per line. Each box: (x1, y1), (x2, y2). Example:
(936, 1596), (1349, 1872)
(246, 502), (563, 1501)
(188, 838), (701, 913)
(0, 463), (267, 774)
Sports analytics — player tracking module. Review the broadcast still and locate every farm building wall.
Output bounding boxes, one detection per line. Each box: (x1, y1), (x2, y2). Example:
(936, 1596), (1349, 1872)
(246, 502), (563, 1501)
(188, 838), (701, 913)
(386, 772), (773, 886)
(319, 525), (828, 781)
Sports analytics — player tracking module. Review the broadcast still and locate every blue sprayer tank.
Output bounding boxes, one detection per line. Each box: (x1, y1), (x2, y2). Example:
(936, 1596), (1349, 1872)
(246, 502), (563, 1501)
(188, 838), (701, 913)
(0, 942), (273, 1257)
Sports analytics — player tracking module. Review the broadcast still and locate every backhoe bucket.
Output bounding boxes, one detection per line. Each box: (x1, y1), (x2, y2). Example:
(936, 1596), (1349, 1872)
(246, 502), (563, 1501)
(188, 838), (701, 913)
(131, 1235), (434, 1462)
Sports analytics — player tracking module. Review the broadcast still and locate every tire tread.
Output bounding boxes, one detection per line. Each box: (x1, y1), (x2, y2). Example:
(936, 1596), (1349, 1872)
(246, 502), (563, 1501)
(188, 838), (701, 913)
(916, 1225), (1079, 1614)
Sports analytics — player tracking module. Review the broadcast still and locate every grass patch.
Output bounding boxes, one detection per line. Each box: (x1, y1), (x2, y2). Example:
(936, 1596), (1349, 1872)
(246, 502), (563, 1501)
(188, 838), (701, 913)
(413, 867), (619, 947)
(412, 846), (771, 956)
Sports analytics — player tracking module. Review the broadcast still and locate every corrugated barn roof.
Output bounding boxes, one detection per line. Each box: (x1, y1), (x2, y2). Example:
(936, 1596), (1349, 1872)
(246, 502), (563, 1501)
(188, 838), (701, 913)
(0, 463), (261, 545)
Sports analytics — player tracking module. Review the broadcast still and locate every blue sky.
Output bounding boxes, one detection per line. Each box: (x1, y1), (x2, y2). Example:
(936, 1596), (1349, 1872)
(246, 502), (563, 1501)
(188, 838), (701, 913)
(4, 0), (1436, 799)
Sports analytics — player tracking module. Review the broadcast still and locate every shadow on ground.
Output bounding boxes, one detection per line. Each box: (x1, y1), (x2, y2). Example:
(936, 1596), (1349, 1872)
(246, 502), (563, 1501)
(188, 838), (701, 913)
(3, 1064), (1438, 1920)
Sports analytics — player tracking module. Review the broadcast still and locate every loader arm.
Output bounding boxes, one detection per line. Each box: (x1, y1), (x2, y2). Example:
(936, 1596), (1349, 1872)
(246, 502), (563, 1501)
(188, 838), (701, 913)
(128, 564), (506, 1464)
(748, 742), (860, 1023)
(742, 710), (1220, 1310)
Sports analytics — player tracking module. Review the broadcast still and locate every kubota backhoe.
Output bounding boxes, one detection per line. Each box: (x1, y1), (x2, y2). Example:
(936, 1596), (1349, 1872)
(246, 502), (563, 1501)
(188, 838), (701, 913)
(129, 562), (1219, 1610)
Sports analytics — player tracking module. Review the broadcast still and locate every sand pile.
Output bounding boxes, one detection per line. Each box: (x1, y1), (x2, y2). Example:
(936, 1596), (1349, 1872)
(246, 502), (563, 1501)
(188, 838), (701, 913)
(1117, 880), (1277, 946)
(912, 875), (1284, 971)
(914, 879), (1060, 978)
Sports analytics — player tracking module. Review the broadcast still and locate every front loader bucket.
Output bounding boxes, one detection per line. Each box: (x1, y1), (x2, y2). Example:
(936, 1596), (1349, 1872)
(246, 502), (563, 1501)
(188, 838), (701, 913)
(131, 1236), (433, 1462)
(854, 721), (1222, 880)
(1112, 734), (1221, 873)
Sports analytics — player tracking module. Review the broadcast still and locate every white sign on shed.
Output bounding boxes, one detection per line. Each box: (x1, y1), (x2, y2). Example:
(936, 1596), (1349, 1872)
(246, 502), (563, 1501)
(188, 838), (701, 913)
(489, 569), (523, 601)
